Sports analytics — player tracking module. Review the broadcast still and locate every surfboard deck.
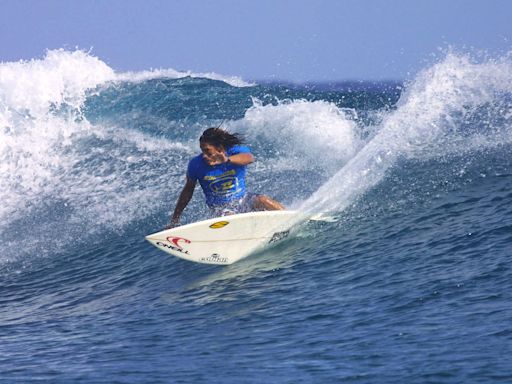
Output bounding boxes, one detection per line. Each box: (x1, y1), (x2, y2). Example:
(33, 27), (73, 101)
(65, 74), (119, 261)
(145, 210), (305, 265)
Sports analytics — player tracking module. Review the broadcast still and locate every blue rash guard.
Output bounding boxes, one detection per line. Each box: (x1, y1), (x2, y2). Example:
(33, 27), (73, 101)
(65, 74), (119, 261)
(187, 145), (251, 207)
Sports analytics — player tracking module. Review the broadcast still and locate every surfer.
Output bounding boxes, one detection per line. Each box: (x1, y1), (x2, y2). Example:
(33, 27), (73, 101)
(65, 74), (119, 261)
(168, 127), (284, 228)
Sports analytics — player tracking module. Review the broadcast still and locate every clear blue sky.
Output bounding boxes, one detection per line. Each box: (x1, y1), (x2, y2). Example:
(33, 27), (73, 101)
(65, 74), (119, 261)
(1, 0), (510, 81)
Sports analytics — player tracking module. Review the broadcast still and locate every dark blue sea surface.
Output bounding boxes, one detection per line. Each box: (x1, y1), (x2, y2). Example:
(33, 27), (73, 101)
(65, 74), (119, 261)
(1, 50), (511, 383)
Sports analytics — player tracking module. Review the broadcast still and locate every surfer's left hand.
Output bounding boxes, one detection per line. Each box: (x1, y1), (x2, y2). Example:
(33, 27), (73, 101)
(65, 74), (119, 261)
(165, 220), (180, 229)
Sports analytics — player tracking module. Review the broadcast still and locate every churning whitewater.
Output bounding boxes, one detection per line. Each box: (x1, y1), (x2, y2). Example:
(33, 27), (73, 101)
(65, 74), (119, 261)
(0, 49), (511, 383)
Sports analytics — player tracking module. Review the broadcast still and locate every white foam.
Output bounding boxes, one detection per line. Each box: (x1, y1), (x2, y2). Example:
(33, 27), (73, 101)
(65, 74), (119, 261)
(232, 98), (362, 173)
(0, 49), (115, 118)
(0, 50), (115, 223)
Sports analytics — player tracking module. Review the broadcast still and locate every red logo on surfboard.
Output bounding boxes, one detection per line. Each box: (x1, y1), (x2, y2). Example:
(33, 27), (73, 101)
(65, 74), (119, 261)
(166, 236), (191, 249)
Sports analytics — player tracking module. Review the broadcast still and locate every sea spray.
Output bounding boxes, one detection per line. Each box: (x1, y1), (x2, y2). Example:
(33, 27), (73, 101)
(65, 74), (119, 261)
(300, 52), (512, 215)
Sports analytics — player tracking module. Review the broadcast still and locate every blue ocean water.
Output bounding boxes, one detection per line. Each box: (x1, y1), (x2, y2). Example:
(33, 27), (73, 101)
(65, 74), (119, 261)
(1, 50), (511, 383)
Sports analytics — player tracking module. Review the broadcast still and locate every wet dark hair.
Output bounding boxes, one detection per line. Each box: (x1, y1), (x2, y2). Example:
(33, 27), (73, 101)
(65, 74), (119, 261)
(199, 127), (244, 149)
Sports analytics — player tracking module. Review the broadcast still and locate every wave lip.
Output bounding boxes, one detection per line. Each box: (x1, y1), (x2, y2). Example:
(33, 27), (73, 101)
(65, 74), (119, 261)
(115, 68), (254, 88)
(0, 48), (252, 122)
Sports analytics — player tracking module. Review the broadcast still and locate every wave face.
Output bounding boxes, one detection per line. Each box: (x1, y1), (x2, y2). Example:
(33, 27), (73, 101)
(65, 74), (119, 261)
(1, 49), (511, 383)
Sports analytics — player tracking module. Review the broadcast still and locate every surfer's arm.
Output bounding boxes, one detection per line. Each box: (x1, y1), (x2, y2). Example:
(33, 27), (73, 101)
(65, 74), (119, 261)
(168, 176), (197, 228)
(227, 152), (254, 166)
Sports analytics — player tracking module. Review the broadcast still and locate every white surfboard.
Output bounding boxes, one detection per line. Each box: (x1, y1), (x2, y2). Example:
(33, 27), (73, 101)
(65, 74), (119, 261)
(145, 210), (305, 265)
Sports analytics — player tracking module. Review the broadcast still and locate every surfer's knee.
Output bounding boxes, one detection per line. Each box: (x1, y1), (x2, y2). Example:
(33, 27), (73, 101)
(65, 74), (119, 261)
(253, 195), (285, 211)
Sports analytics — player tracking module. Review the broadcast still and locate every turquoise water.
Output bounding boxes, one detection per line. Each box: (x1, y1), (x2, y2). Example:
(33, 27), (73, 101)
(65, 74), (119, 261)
(0, 50), (511, 383)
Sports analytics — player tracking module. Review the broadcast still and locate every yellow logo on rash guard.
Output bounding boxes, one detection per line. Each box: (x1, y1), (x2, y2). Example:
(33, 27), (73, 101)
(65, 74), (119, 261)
(209, 221), (230, 229)
(209, 176), (239, 195)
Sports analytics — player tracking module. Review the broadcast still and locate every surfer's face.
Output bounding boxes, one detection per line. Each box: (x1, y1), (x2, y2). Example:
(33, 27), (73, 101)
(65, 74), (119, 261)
(200, 142), (225, 165)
